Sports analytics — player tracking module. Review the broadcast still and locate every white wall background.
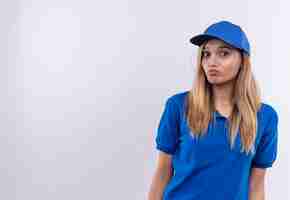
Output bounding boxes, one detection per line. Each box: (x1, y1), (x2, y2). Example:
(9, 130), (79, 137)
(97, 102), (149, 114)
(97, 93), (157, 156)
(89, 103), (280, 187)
(1, 0), (289, 199)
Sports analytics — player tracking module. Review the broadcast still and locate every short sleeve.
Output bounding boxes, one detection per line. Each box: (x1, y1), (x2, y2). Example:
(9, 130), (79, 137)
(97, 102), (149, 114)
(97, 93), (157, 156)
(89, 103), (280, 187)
(252, 110), (279, 168)
(155, 97), (180, 155)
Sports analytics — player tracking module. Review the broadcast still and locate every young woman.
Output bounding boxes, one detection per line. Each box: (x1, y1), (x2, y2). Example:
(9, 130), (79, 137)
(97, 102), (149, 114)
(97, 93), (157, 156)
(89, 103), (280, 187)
(148, 21), (279, 200)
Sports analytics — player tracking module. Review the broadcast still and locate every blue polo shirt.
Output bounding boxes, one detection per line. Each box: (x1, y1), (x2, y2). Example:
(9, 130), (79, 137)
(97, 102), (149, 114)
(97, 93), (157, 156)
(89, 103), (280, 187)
(155, 91), (278, 200)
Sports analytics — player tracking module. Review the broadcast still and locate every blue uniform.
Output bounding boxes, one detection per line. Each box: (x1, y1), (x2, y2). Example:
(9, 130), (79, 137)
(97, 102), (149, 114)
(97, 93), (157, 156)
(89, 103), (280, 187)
(155, 91), (278, 200)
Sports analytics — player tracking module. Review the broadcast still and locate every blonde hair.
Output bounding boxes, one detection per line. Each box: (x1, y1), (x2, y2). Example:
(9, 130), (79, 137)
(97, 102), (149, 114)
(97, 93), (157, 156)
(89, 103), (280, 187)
(186, 43), (262, 155)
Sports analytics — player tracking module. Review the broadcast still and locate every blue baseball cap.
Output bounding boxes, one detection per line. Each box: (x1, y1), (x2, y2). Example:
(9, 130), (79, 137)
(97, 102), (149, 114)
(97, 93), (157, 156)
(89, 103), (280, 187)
(190, 20), (251, 55)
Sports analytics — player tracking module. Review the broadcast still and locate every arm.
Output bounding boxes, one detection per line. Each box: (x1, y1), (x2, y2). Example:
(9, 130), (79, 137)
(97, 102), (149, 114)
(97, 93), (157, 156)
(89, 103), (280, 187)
(249, 106), (279, 200)
(249, 167), (266, 200)
(148, 151), (173, 200)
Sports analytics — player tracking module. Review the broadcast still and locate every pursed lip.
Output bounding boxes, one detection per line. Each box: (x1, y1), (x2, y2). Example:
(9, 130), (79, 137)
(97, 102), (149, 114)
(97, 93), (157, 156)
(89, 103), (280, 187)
(208, 69), (220, 74)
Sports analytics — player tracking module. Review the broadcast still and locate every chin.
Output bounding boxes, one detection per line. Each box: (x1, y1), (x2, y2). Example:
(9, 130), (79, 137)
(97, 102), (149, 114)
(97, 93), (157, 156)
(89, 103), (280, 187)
(207, 78), (221, 84)
(207, 78), (233, 86)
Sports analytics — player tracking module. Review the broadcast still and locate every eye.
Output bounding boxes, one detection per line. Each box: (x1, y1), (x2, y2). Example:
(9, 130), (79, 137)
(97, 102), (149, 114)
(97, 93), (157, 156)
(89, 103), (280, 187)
(219, 50), (230, 57)
(202, 51), (210, 58)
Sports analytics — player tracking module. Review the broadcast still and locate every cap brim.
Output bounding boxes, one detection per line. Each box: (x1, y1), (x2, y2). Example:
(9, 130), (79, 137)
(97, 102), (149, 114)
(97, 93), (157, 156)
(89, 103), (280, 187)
(189, 34), (219, 46)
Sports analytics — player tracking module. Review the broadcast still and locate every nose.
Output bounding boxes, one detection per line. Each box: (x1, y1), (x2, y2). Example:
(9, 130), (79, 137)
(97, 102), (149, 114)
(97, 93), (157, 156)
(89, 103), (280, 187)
(206, 54), (219, 67)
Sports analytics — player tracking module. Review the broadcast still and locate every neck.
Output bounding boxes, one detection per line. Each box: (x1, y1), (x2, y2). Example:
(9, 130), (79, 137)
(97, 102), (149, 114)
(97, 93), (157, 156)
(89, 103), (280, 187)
(212, 82), (235, 108)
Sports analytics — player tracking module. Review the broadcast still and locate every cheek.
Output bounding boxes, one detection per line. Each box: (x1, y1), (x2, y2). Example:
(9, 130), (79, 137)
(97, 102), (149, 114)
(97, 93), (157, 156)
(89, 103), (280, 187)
(228, 64), (240, 74)
(225, 67), (238, 77)
(201, 59), (205, 69)
(201, 62), (206, 72)
(224, 59), (241, 76)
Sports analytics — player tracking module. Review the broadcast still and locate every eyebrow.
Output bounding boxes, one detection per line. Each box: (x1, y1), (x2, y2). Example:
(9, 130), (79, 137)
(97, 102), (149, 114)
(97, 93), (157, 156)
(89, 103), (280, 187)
(203, 45), (233, 51)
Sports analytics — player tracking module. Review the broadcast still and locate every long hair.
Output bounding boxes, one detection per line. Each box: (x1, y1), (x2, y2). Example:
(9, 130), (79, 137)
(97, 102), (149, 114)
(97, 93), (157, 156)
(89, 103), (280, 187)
(186, 43), (262, 155)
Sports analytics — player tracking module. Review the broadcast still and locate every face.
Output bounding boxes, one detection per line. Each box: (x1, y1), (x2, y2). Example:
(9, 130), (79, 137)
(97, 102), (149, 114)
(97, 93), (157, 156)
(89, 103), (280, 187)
(201, 39), (242, 86)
